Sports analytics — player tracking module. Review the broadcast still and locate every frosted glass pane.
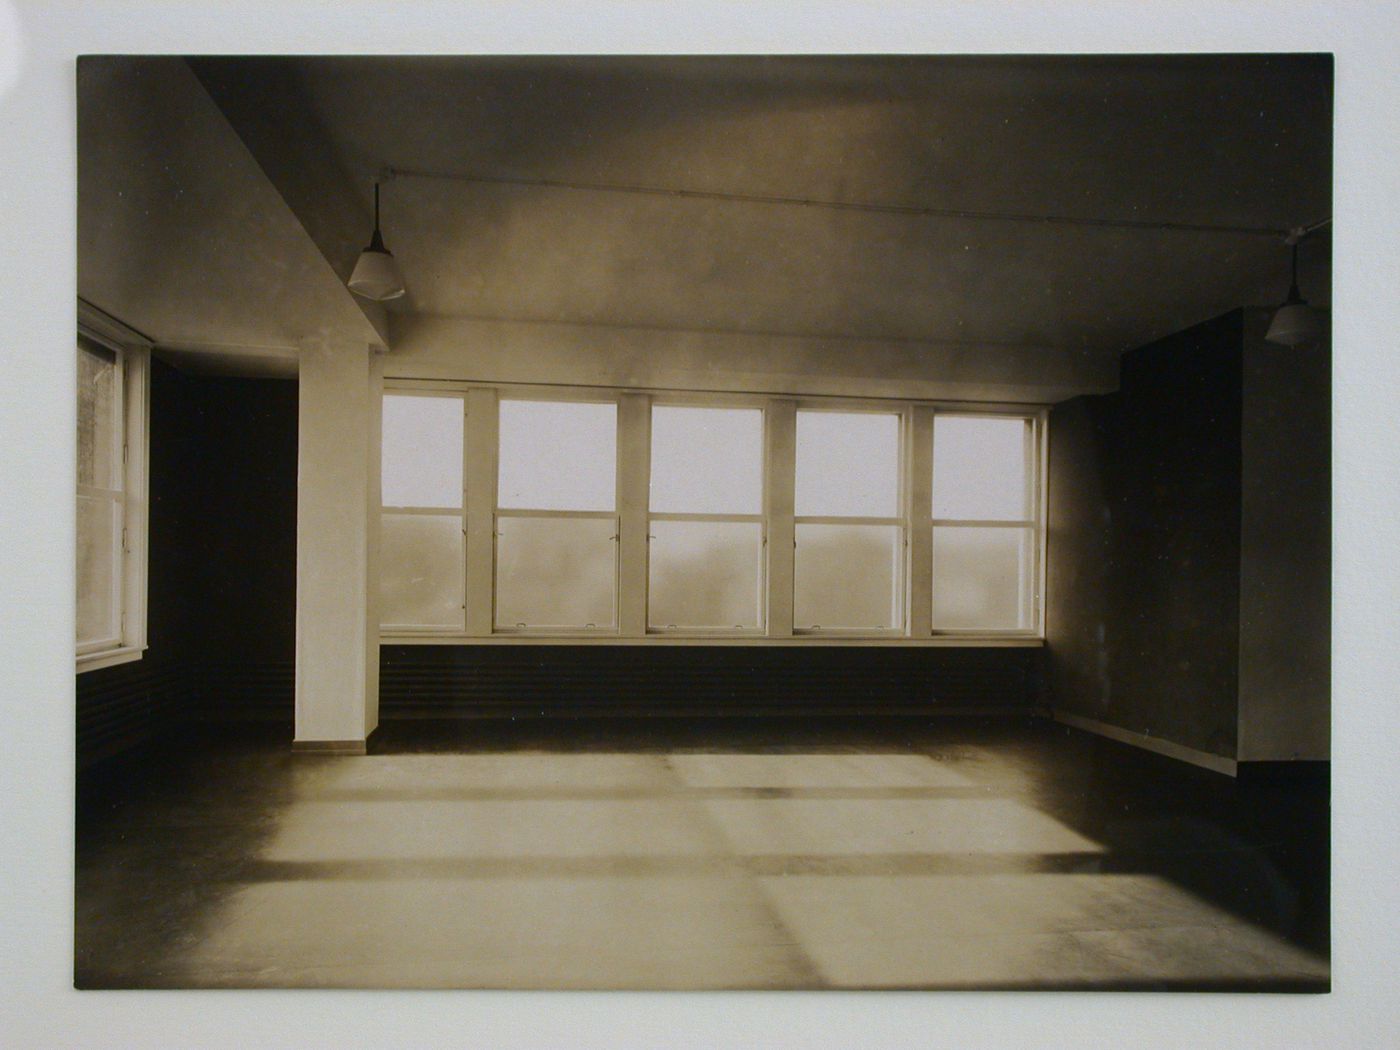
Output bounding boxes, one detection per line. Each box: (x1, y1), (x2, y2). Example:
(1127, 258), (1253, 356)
(380, 513), (464, 628)
(381, 395), (463, 508)
(794, 524), (902, 630)
(499, 400), (616, 511)
(76, 495), (118, 644)
(933, 416), (1030, 520)
(795, 411), (900, 517)
(933, 526), (1031, 630)
(648, 521), (763, 629)
(649, 406), (763, 514)
(77, 339), (117, 490)
(496, 516), (617, 628)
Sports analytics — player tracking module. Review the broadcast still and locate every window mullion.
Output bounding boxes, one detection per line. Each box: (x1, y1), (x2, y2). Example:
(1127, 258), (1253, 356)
(765, 399), (796, 637)
(463, 388), (497, 635)
(617, 393), (650, 637)
(909, 404), (934, 637)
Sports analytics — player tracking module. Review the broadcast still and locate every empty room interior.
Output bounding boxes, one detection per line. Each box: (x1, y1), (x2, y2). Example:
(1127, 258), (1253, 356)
(74, 53), (1331, 991)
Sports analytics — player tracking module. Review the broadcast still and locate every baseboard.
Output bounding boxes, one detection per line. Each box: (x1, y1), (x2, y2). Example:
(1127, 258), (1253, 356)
(291, 726), (376, 756)
(1051, 710), (1237, 777)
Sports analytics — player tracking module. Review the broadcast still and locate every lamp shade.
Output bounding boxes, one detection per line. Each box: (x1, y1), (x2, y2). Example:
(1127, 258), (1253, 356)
(348, 179), (406, 301)
(1265, 301), (1323, 346)
(348, 245), (405, 301)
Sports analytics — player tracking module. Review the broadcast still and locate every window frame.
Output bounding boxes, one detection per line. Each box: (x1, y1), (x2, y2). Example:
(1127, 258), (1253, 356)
(646, 399), (768, 636)
(378, 390), (468, 634)
(927, 408), (1046, 638)
(378, 380), (1047, 647)
(792, 402), (909, 636)
(492, 393), (622, 635)
(76, 301), (150, 673)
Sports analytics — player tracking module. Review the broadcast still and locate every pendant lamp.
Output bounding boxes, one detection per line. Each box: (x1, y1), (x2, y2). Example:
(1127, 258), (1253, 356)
(1265, 235), (1322, 346)
(348, 178), (406, 301)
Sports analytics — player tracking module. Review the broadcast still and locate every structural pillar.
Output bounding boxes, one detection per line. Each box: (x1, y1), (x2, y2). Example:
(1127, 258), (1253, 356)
(293, 335), (381, 752)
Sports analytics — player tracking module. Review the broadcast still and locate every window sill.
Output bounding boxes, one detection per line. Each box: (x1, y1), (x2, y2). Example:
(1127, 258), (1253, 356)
(380, 633), (1044, 648)
(76, 645), (146, 673)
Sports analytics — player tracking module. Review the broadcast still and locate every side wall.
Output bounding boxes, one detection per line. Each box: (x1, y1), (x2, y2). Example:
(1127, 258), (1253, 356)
(1043, 394), (1118, 725)
(1237, 310), (1331, 760)
(188, 375), (299, 723)
(1047, 311), (1245, 760)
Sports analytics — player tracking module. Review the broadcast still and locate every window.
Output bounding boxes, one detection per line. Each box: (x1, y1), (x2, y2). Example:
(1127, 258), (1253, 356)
(376, 386), (1044, 644)
(930, 414), (1038, 631)
(648, 405), (764, 631)
(793, 409), (904, 631)
(495, 399), (618, 631)
(76, 318), (149, 671)
(379, 393), (465, 630)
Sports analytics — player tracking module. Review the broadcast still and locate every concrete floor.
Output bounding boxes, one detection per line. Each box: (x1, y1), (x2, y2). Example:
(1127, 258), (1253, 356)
(75, 718), (1328, 990)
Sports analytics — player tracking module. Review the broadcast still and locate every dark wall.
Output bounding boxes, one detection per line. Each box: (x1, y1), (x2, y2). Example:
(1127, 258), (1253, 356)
(1236, 312), (1331, 759)
(1043, 394), (1118, 724)
(381, 644), (1045, 719)
(76, 363), (299, 767)
(1047, 310), (1245, 758)
(184, 376), (298, 721)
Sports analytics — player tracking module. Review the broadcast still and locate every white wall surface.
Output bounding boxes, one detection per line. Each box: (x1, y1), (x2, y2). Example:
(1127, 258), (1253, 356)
(295, 337), (379, 743)
(386, 314), (1115, 403)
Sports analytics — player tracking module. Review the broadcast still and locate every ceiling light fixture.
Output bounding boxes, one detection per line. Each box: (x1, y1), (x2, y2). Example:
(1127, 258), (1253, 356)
(1265, 226), (1324, 346)
(347, 175), (406, 301)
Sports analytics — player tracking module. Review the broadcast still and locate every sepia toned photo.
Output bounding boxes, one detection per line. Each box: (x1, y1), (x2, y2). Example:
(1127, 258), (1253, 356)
(74, 53), (1330, 993)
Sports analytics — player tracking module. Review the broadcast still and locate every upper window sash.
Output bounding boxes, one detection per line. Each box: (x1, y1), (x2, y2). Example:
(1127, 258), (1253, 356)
(648, 403), (765, 517)
(380, 392), (465, 510)
(496, 397), (618, 513)
(793, 406), (906, 521)
(929, 411), (1039, 524)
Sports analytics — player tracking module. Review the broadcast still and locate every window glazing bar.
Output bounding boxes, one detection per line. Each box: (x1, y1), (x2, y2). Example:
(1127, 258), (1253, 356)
(764, 399), (796, 638)
(617, 392), (650, 637)
(463, 388), (497, 635)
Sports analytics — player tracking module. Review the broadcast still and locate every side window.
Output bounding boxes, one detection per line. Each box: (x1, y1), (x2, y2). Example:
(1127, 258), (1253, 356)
(76, 327), (148, 668)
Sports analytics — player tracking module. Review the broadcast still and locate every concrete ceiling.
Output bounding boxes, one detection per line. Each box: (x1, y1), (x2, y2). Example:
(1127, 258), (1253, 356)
(77, 56), (385, 378)
(190, 54), (1331, 360)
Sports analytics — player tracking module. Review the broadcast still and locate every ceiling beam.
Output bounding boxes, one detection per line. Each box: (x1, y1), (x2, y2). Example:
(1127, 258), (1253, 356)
(186, 56), (392, 347)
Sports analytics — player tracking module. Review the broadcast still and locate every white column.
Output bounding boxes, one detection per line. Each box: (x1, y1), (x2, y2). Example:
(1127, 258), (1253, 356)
(294, 336), (380, 752)
(364, 353), (384, 735)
